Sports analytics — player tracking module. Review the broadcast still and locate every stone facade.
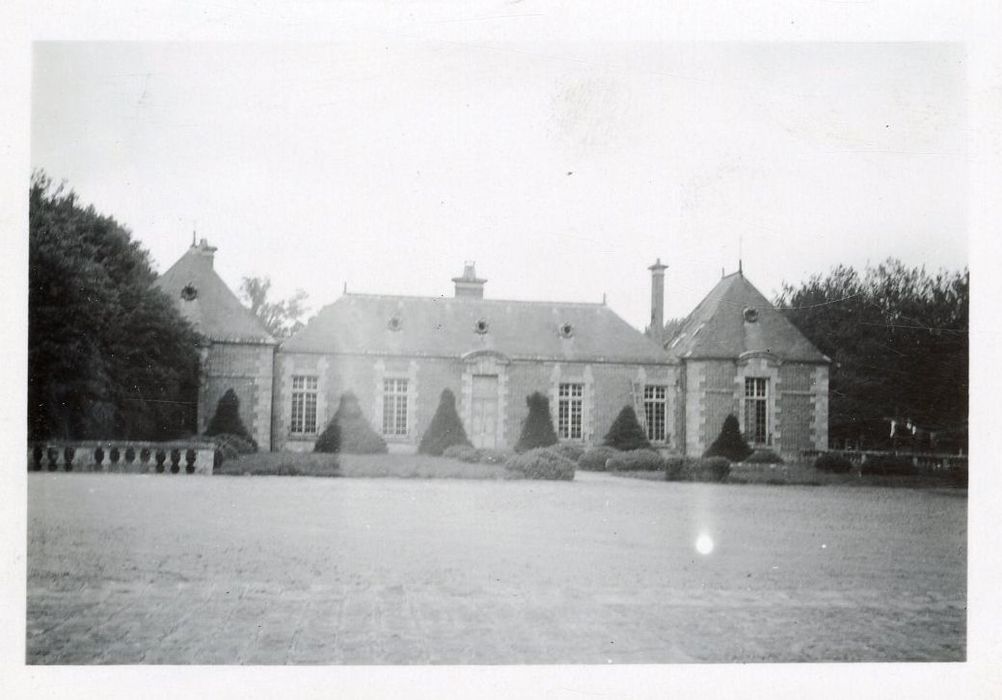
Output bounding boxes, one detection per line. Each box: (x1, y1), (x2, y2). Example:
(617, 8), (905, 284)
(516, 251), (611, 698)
(272, 352), (678, 453)
(199, 342), (275, 451)
(681, 356), (828, 458)
(160, 245), (830, 458)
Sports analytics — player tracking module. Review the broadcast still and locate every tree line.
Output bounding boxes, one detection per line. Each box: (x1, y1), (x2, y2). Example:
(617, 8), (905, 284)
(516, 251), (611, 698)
(29, 173), (968, 451)
(777, 259), (968, 453)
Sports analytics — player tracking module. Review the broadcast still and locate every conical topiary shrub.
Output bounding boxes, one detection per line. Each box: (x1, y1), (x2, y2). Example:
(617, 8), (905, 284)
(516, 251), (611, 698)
(419, 389), (472, 456)
(332, 391), (388, 454)
(314, 417), (341, 453)
(703, 414), (753, 462)
(602, 405), (653, 451)
(205, 388), (255, 445)
(515, 391), (558, 453)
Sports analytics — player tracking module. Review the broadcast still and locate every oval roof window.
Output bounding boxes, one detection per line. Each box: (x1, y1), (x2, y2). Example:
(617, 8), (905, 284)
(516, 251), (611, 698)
(474, 318), (489, 335)
(743, 307), (759, 323)
(558, 322), (575, 339)
(387, 316), (403, 332)
(180, 284), (198, 301)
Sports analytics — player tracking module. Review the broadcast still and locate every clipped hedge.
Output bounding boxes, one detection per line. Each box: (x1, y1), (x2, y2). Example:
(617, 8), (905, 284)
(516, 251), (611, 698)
(443, 444), (481, 462)
(703, 414), (753, 463)
(602, 406), (653, 451)
(860, 454), (915, 476)
(477, 448), (512, 465)
(606, 449), (666, 472)
(214, 451), (341, 477)
(665, 456), (731, 482)
(418, 389), (472, 456)
(814, 453), (854, 473)
(515, 392), (559, 453)
(551, 443), (586, 462)
(742, 448), (784, 465)
(314, 418), (341, 454)
(504, 447), (575, 481)
(205, 389), (256, 447)
(331, 391), (388, 454)
(578, 445), (620, 472)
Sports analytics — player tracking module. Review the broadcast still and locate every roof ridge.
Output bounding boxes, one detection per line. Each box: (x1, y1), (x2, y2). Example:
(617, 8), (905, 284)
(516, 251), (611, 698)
(341, 292), (607, 308)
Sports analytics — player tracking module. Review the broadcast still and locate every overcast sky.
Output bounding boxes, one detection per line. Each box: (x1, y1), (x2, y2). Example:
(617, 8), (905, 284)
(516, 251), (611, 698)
(31, 41), (966, 330)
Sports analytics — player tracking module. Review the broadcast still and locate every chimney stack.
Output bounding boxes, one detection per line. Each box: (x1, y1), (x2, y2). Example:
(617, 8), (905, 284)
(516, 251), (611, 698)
(452, 261), (487, 298)
(648, 258), (668, 344)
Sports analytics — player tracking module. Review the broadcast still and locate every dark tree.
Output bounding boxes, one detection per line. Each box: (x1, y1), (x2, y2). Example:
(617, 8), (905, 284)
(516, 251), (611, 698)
(28, 171), (200, 440)
(602, 405), (653, 451)
(314, 417), (341, 454)
(777, 259), (968, 452)
(204, 389), (254, 444)
(240, 276), (309, 339)
(332, 391), (388, 454)
(515, 392), (559, 453)
(418, 389), (472, 455)
(704, 414), (753, 462)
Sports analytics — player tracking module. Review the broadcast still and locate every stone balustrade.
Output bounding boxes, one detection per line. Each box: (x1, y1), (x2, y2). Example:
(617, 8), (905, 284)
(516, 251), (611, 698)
(28, 440), (215, 475)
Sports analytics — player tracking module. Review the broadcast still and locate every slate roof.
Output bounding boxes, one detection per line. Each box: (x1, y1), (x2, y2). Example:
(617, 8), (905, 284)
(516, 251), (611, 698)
(282, 293), (671, 364)
(666, 272), (829, 363)
(154, 241), (275, 344)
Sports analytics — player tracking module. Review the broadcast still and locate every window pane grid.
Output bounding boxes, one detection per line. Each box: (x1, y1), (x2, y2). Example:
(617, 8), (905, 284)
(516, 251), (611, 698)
(383, 378), (409, 436)
(558, 383), (583, 439)
(291, 375), (319, 434)
(643, 384), (667, 442)
(744, 378), (768, 444)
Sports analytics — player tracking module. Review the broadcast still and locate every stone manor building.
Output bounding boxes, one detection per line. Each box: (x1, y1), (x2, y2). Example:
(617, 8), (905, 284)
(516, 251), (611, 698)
(157, 241), (829, 458)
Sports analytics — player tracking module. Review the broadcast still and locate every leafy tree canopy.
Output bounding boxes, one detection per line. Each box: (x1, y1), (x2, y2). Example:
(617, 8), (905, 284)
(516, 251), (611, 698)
(777, 258), (968, 451)
(29, 171), (200, 440)
(240, 276), (309, 339)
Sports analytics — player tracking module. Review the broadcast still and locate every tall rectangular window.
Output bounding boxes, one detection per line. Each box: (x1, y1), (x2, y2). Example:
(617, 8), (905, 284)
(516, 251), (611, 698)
(290, 375), (318, 434)
(382, 378), (409, 436)
(744, 377), (768, 444)
(643, 385), (668, 442)
(558, 383), (584, 440)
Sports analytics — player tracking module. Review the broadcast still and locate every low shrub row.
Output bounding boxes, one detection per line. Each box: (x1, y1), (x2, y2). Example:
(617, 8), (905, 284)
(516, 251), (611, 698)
(665, 456), (731, 482)
(214, 451), (341, 477)
(578, 446), (619, 471)
(442, 444), (514, 464)
(814, 453), (853, 473)
(742, 448), (784, 464)
(606, 449), (665, 472)
(503, 448), (576, 481)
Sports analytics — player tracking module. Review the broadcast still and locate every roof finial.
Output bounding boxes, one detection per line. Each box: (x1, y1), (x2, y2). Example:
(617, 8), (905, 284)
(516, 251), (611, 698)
(738, 234), (743, 275)
(191, 228), (196, 247)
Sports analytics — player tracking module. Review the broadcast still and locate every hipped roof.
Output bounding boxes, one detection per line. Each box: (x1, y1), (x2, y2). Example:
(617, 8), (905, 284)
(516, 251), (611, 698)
(282, 293), (671, 364)
(154, 243), (275, 344)
(667, 272), (828, 363)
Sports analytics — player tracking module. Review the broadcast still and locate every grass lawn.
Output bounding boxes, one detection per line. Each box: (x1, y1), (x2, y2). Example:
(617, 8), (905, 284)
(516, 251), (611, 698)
(27, 471), (965, 664)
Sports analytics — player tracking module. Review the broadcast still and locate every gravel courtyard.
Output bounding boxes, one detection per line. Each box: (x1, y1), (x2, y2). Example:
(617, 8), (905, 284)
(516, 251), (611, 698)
(26, 472), (966, 664)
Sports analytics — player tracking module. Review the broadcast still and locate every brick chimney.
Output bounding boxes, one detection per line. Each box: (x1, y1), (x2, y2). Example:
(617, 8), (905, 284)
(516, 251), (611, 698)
(191, 237), (218, 268)
(452, 261), (487, 298)
(648, 258), (668, 344)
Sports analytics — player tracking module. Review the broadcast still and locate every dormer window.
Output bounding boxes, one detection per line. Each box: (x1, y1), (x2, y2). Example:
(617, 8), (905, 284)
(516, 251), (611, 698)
(180, 284), (198, 301)
(743, 307), (759, 323)
(474, 319), (490, 335)
(558, 322), (575, 339)
(387, 316), (403, 332)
